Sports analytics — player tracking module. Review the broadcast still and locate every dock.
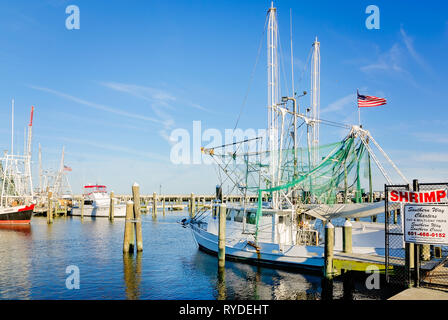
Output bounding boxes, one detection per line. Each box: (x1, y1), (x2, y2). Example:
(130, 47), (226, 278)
(388, 287), (448, 300)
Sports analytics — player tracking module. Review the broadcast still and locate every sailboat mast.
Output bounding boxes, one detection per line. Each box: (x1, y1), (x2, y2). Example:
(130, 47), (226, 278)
(267, 1), (279, 208)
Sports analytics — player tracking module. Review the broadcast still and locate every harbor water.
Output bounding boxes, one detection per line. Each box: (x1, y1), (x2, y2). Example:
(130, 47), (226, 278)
(0, 209), (394, 300)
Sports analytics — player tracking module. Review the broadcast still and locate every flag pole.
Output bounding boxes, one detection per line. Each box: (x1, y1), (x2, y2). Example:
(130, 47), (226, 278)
(358, 107), (361, 126)
(357, 89), (361, 126)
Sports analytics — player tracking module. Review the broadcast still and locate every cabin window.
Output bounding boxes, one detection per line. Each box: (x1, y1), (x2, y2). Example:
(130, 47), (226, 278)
(278, 216), (284, 224)
(234, 210), (244, 223)
(246, 212), (256, 225)
(226, 209), (232, 221)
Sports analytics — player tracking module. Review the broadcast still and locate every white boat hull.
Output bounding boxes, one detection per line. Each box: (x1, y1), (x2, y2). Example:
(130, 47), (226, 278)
(70, 204), (126, 217)
(190, 223), (325, 271)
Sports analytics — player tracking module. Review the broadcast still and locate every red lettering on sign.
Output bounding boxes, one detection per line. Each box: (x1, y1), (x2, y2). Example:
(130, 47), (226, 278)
(390, 190), (399, 202)
(436, 190), (447, 202)
(410, 192), (418, 203)
(424, 192), (436, 203)
(399, 191), (409, 202)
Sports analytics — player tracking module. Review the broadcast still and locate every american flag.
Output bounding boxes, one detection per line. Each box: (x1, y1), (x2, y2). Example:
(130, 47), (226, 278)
(63, 165), (72, 172)
(357, 91), (387, 108)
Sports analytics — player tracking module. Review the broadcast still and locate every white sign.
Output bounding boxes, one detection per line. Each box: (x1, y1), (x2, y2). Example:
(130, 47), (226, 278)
(404, 204), (448, 245)
(389, 189), (448, 204)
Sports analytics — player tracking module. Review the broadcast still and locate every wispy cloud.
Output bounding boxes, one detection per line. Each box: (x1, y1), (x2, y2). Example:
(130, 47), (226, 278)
(320, 93), (356, 115)
(37, 134), (167, 161)
(415, 132), (448, 144)
(360, 26), (434, 89)
(399, 25), (433, 75)
(99, 81), (214, 143)
(100, 81), (210, 112)
(411, 152), (448, 163)
(360, 43), (406, 74)
(29, 85), (164, 125)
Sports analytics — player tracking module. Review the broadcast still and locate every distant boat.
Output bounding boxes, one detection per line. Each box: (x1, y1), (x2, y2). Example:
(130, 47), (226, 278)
(70, 185), (126, 217)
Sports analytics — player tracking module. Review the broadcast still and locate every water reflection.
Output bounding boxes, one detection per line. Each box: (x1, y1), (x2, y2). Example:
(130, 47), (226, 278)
(217, 267), (226, 300)
(191, 251), (323, 300)
(0, 224), (32, 299)
(0, 224), (32, 235)
(123, 253), (142, 300)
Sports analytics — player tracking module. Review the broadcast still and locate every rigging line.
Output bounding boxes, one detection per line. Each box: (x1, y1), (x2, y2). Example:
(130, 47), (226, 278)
(277, 24), (292, 99)
(297, 46), (313, 88)
(207, 137), (262, 151)
(233, 13), (269, 130)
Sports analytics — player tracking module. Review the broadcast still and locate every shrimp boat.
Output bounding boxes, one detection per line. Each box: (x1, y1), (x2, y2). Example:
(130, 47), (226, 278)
(184, 2), (409, 271)
(70, 185), (126, 217)
(0, 103), (36, 224)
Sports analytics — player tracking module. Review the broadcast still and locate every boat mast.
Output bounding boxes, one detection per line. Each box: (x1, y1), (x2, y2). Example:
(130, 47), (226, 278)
(38, 143), (42, 193)
(25, 106), (34, 201)
(267, 1), (279, 209)
(310, 37), (320, 168)
(11, 99), (14, 156)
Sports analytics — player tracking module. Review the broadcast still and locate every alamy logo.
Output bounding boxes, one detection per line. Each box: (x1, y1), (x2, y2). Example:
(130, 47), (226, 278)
(365, 5), (380, 30)
(65, 265), (80, 289)
(66, 5), (80, 30)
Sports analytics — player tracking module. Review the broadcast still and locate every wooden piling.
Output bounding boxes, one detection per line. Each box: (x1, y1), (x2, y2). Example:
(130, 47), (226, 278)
(152, 192), (157, 218)
(162, 196), (166, 216)
(109, 191), (115, 221)
(132, 183), (143, 252)
(123, 200), (135, 253)
(80, 196), (84, 220)
(343, 220), (352, 254)
(190, 193), (196, 218)
(64, 200), (68, 217)
(324, 222), (334, 279)
(218, 204), (226, 268)
(47, 192), (53, 224)
(405, 242), (414, 286)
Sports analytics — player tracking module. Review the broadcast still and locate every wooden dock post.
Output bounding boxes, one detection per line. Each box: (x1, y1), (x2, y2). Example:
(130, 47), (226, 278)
(47, 192), (53, 224)
(152, 192), (157, 218)
(123, 200), (135, 253)
(324, 222), (334, 279)
(109, 191), (115, 221)
(80, 196), (84, 220)
(218, 204), (227, 268)
(132, 183), (143, 252)
(343, 220), (352, 254)
(190, 193), (196, 218)
(162, 196), (166, 216)
(64, 200), (68, 217)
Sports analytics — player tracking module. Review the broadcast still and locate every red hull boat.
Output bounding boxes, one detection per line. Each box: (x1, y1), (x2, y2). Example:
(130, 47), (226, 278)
(0, 204), (34, 224)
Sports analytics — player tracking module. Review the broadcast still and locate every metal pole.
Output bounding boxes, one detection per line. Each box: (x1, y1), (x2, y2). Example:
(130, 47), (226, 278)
(413, 179), (420, 287)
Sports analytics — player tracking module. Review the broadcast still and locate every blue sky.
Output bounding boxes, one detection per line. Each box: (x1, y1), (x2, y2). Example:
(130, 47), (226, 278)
(0, 0), (447, 194)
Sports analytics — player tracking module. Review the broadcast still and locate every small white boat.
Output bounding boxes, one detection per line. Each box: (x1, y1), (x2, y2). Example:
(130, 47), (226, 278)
(70, 185), (126, 217)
